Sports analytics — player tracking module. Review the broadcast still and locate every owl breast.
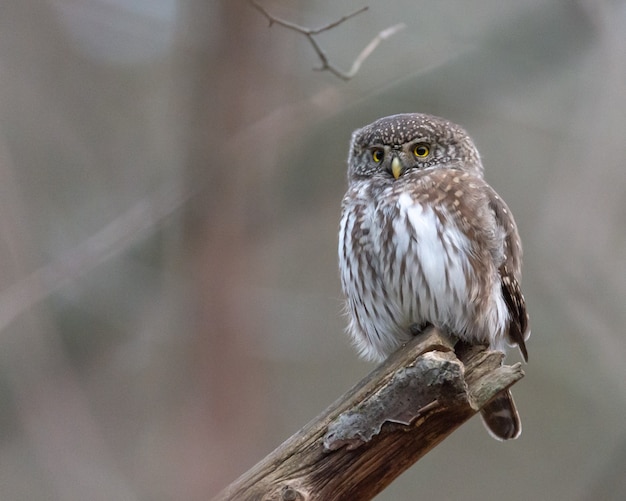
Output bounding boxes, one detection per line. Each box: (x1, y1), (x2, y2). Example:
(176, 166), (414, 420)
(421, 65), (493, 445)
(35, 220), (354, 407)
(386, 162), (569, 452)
(339, 179), (509, 361)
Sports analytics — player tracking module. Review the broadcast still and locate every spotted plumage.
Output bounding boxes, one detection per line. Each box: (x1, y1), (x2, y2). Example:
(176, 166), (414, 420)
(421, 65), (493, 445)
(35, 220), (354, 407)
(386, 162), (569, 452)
(339, 113), (529, 440)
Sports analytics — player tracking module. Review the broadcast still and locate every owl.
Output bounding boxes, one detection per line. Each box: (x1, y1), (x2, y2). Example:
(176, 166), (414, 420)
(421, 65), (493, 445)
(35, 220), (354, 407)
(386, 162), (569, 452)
(338, 113), (529, 440)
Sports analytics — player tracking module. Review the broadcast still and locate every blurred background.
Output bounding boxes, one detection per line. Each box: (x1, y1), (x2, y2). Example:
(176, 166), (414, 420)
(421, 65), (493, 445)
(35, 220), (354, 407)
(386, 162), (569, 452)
(1, 0), (625, 499)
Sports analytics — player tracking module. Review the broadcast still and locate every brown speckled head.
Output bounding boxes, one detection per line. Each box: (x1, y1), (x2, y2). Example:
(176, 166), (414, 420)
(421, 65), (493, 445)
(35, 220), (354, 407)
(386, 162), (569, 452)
(347, 113), (483, 183)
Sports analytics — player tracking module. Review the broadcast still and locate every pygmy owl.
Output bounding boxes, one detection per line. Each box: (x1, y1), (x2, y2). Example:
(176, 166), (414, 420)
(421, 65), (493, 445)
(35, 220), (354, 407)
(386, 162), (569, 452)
(338, 113), (529, 440)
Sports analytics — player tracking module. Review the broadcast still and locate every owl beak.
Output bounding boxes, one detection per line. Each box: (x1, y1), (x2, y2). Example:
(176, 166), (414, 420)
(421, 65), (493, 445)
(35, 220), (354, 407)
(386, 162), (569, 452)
(391, 156), (402, 179)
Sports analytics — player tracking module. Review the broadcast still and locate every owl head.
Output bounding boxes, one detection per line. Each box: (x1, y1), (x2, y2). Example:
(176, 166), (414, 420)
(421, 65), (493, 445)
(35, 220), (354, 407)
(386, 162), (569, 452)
(347, 113), (483, 183)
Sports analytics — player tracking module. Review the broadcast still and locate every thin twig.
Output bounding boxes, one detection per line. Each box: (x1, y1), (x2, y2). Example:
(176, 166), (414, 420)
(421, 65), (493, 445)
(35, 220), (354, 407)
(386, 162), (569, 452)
(308, 6), (369, 34)
(250, 1), (405, 81)
(343, 23), (405, 78)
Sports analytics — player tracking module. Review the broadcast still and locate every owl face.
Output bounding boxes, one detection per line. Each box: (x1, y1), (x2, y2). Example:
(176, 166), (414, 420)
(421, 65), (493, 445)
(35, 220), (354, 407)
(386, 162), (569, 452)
(347, 113), (483, 183)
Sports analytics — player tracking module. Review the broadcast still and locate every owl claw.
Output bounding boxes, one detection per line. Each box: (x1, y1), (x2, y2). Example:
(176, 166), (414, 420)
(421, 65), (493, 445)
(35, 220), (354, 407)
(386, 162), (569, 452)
(409, 322), (432, 337)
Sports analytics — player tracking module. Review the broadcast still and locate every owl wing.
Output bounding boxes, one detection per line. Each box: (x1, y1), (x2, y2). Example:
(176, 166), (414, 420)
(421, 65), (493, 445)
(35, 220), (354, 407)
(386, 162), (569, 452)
(486, 186), (529, 362)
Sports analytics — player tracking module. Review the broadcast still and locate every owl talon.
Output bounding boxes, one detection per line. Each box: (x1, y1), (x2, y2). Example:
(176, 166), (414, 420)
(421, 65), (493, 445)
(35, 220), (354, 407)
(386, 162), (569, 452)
(409, 322), (432, 337)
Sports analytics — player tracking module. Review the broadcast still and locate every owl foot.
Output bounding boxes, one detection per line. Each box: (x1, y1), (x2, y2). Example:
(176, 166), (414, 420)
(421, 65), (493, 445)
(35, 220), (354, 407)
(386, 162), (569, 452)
(409, 322), (433, 337)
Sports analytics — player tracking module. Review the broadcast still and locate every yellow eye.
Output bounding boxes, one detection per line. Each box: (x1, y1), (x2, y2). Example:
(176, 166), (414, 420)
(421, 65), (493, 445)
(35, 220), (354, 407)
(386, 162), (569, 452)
(372, 149), (384, 163)
(413, 144), (430, 158)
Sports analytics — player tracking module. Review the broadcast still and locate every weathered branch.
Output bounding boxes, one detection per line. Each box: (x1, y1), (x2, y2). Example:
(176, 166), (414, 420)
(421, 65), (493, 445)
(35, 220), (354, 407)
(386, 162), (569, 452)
(213, 327), (524, 500)
(250, 1), (405, 81)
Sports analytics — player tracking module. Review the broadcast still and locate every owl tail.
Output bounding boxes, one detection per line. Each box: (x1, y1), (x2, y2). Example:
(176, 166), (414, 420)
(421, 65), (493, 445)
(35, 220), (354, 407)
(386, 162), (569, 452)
(480, 389), (522, 440)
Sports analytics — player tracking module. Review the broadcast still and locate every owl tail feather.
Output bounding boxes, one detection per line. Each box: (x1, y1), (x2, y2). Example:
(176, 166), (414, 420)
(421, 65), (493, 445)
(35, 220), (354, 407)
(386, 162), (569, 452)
(480, 389), (521, 440)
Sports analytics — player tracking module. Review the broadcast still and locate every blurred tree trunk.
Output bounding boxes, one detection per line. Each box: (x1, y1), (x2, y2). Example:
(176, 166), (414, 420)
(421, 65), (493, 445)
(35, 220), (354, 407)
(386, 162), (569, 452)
(174, 1), (282, 497)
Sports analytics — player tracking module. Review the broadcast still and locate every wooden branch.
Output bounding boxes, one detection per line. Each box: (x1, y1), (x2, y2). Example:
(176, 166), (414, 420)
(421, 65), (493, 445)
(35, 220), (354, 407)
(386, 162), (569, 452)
(213, 328), (524, 501)
(250, 1), (405, 81)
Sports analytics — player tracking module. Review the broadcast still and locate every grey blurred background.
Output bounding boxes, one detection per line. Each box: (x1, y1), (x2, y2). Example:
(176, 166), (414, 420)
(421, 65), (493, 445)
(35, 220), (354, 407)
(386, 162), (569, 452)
(1, 0), (625, 500)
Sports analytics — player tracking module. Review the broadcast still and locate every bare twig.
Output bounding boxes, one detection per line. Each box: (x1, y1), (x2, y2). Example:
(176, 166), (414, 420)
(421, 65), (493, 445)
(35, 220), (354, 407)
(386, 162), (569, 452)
(343, 23), (405, 78)
(250, 1), (405, 81)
